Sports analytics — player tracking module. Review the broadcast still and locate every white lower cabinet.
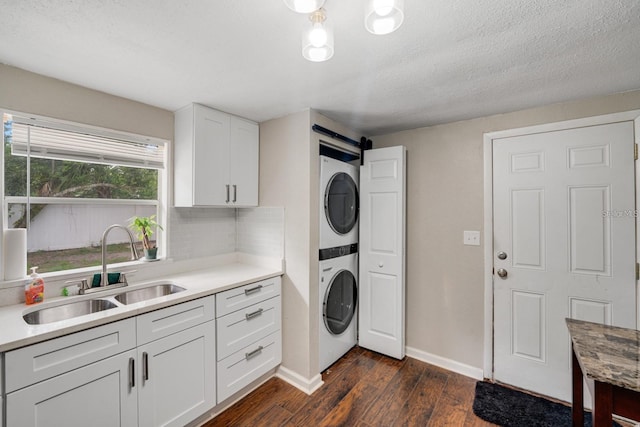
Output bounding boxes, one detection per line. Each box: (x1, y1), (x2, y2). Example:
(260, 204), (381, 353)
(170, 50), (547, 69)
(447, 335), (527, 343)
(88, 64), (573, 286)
(2, 279), (283, 426)
(137, 321), (215, 427)
(6, 349), (137, 427)
(4, 296), (216, 427)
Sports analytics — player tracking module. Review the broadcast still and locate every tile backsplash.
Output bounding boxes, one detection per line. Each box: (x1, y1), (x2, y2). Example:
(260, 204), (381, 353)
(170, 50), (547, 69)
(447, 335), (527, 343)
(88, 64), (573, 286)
(168, 208), (236, 260)
(236, 207), (284, 258)
(168, 206), (284, 261)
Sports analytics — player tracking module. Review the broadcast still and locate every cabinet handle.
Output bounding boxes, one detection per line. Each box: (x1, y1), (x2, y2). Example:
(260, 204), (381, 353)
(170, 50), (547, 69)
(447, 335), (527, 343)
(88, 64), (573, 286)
(245, 308), (264, 320)
(226, 184), (230, 203)
(129, 357), (135, 388)
(244, 284), (263, 296)
(143, 352), (149, 381)
(245, 346), (264, 360)
(233, 184), (237, 203)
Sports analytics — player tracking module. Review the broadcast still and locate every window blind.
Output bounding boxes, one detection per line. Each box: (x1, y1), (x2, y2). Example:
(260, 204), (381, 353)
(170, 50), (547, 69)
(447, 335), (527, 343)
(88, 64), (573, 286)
(9, 117), (166, 169)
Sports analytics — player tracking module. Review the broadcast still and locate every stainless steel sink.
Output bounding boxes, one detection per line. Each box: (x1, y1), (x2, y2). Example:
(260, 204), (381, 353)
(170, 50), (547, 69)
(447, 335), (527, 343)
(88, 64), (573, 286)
(114, 284), (186, 305)
(23, 299), (118, 325)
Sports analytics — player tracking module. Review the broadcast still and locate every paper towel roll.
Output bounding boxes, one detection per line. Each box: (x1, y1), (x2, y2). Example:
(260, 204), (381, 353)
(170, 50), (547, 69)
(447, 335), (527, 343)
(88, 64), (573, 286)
(4, 228), (27, 280)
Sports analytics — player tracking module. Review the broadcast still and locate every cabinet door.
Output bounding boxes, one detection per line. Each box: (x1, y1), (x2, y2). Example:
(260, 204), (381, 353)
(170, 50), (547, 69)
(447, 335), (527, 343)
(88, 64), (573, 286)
(193, 105), (230, 206)
(138, 321), (216, 427)
(6, 350), (137, 427)
(229, 116), (259, 206)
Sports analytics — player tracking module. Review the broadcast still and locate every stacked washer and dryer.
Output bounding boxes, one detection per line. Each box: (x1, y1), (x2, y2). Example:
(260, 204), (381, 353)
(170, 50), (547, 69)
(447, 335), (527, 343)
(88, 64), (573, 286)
(319, 155), (360, 372)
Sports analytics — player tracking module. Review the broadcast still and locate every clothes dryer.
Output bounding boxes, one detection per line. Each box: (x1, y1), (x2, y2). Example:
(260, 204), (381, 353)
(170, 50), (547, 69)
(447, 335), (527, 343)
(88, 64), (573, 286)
(319, 155), (359, 250)
(319, 247), (358, 372)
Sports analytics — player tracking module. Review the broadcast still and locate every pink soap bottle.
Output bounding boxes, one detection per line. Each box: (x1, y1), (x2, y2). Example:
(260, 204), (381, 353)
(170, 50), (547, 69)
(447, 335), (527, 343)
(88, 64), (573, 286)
(25, 266), (45, 305)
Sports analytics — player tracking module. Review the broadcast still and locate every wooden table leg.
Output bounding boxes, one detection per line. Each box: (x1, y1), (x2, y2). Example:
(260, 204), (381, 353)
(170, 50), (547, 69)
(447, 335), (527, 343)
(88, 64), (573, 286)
(572, 344), (584, 427)
(593, 381), (613, 427)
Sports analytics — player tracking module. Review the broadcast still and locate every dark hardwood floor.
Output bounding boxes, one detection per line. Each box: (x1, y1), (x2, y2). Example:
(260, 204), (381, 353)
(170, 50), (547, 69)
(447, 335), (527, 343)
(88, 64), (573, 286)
(203, 346), (495, 426)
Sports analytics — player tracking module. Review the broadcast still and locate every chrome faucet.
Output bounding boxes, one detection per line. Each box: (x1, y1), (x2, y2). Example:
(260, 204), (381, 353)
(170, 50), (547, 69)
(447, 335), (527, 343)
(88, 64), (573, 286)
(101, 224), (139, 287)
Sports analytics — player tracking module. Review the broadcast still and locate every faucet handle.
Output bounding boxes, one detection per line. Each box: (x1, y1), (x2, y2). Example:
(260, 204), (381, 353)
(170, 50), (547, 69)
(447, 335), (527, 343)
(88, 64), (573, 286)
(66, 278), (90, 293)
(117, 270), (138, 285)
(119, 273), (129, 285)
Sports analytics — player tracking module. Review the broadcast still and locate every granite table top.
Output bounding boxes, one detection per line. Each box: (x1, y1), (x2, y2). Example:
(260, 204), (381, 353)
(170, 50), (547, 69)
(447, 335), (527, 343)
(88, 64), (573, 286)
(566, 318), (640, 393)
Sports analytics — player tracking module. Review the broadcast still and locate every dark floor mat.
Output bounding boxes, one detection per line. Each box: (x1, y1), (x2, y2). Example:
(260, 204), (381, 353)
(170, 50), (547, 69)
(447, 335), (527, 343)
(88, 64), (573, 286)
(472, 381), (621, 427)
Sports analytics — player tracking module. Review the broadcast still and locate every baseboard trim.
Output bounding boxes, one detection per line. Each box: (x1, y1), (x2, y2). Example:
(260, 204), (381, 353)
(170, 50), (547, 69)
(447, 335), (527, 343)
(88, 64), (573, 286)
(405, 346), (484, 380)
(276, 366), (324, 395)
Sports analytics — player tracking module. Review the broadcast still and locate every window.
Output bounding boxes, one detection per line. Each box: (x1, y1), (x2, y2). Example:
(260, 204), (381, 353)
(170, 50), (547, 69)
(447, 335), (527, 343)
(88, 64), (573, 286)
(2, 112), (167, 276)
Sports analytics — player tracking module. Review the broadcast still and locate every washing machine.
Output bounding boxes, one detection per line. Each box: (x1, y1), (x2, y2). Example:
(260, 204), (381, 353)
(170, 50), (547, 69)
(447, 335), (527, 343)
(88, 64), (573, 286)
(319, 155), (359, 250)
(319, 248), (358, 372)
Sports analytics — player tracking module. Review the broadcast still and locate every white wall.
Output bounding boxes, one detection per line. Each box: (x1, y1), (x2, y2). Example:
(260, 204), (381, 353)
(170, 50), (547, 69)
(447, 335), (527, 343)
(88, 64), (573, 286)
(373, 89), (640, 371)
(259, 108), (362, 384)
(0, 64), (172, 140)
(259, 110), (314, 379)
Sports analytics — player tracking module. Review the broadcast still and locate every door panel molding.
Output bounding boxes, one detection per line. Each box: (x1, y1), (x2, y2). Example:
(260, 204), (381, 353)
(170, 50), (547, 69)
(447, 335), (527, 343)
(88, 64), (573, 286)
(482, 109), (640, 380)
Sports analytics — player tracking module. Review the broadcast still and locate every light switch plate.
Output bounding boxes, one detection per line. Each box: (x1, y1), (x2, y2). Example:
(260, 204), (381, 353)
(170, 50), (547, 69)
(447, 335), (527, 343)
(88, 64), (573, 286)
(463, 230), (480, 246)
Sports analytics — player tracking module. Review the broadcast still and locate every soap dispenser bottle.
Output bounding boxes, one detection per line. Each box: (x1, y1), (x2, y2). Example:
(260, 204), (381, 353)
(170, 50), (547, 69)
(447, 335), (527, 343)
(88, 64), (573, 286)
(25, 266), (45, 305)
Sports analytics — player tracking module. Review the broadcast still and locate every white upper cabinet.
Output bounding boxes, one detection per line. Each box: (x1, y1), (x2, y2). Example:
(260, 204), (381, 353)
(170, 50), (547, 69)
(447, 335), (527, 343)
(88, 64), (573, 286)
(174, 103), (259, 207)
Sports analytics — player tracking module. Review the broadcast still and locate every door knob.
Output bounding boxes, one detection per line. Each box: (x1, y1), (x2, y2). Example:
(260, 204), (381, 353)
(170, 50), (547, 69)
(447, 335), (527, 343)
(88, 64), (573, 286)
(496, 268), (508, 278)
(497, 251), (508, 260)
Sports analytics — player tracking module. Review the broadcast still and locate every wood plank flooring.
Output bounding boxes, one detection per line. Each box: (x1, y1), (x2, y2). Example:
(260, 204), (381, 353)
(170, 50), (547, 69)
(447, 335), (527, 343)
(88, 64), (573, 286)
(203, 347), (495, 426)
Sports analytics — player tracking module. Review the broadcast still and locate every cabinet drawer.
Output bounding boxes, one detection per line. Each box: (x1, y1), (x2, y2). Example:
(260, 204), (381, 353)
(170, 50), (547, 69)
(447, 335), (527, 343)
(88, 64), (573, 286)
(216, 277), (281, 317)
(5, 318), (136, 393)
(217, 296), (281, 361)
(137, 296), (214, 345)
(217, 330), (281, 403)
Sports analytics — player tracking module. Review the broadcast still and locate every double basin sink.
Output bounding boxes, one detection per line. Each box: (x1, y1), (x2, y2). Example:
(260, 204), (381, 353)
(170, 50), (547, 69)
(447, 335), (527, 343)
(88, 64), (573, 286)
(23, 283), (186, 325)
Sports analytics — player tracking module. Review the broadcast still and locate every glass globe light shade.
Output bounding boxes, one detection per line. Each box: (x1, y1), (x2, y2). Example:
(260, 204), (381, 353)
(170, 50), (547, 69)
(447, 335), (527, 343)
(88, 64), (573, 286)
(302, 22), (334, 62)
(365, 0), (404, 35)
(308, 23), (328, 47)
(283, 0), (326, 14)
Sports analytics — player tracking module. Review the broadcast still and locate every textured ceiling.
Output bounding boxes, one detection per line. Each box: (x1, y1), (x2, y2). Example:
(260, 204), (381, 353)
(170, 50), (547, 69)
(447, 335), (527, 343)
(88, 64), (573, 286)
(0, 0), (639, 135)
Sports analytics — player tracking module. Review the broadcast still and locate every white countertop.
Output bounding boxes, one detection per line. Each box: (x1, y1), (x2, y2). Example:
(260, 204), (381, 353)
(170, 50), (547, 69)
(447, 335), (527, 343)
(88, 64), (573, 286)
(0, 253), (283, 352)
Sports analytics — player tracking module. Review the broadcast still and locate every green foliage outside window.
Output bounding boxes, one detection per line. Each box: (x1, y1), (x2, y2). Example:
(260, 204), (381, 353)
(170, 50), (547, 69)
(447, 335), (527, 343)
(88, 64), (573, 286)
(4, 120), (158, 228)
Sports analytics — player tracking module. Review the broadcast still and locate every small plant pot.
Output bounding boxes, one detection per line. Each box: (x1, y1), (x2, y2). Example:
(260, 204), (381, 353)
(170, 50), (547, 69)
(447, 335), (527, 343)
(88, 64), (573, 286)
(143, 247), (158, 260)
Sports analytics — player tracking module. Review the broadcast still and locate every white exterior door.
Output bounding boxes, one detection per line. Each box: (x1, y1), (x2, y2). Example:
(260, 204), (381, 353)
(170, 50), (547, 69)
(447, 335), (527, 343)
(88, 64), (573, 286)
(358, 145), (406, 359)
(493, 121), (637, 402)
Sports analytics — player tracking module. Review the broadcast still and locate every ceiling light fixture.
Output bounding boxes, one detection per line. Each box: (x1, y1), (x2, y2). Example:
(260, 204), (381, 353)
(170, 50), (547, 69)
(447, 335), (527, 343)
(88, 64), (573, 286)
(302, 8), (334, 62)
(285, 0), (404, 62)
(283, 0), (326, 14)
(365, 0), (404, 35)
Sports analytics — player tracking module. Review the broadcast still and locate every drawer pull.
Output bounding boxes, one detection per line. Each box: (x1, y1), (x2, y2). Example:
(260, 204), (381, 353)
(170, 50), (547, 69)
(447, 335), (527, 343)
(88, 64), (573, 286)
(245, 308), (264, 320)
(129, 357), (135, 388)
(245, 346), (264, 360)
(244, 285), (263, 296)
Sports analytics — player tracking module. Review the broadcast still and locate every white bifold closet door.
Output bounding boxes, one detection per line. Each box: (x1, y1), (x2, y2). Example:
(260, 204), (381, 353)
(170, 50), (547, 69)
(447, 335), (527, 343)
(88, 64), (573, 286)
(358, 145), (407, 359)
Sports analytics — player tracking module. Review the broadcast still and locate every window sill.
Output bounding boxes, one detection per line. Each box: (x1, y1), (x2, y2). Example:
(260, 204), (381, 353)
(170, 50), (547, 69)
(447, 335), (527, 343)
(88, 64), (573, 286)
(0, 258), (167, 290)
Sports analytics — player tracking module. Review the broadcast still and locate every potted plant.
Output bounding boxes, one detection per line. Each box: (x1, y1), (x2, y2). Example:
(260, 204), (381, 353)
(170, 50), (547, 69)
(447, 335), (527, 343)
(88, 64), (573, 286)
(129, 215), (163, 260)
